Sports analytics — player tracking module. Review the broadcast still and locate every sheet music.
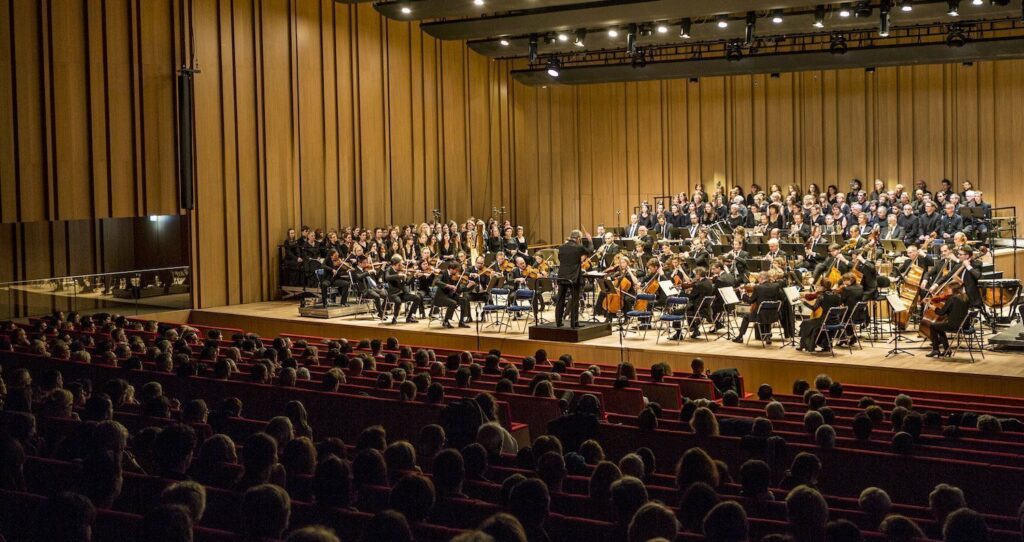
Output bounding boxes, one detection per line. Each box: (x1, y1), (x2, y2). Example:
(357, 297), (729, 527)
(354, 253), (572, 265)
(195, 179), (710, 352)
(887, 293), (907, 313)
(659, 280), (680, 297)
(719, 286), (740, 305)
(783, 286), (801, 304)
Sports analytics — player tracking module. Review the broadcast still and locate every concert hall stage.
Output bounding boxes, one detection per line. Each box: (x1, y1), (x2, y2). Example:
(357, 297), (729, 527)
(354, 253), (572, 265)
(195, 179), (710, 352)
(168, 301), (1024, 399)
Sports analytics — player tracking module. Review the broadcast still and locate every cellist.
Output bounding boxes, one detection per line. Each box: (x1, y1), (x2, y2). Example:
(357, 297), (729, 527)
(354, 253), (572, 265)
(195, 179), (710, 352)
(797, 278), (843, 352)
(926, 282), (969, 357)
(595, 254), (637, 322)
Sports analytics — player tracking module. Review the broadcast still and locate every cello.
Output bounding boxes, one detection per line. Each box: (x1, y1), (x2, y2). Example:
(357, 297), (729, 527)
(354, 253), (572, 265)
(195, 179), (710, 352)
(602, 271), (632, 315)
(918, 263), (964, 339)
(634, 263), (663, 312)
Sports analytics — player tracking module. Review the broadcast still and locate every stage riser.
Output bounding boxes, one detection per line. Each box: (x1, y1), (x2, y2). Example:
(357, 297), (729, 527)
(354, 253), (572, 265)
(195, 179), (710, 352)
(185, 309), (1024, 400)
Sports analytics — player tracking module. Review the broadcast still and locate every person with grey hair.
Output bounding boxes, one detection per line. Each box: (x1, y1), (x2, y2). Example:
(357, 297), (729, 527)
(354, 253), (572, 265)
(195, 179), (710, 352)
(554, 228), (593, 328)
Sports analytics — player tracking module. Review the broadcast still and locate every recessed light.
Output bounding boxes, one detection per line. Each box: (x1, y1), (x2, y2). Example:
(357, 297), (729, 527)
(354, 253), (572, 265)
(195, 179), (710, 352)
(557, 32), (569, 42)
(656, 23), (669, 34)
(473, 0), (484, 5)
(717, 15), (729, 28)
(608, 28), (619, 37)
(499, 39), (510, 46)
(400, 6), (411, 14)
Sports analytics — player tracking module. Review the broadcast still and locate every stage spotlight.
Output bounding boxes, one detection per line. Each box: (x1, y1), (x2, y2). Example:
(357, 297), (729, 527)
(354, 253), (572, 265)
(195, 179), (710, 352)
(607, 28), (619, 38)
(543, 34), (557, 44)
(813, 5), (825, 27)
(528, 35), (538, 63)
(717, 15), (729, 28)
(879, 6), (891, 37)
(656, 23), (669, 34)
(830, 33), (848, 54)
(772, 9), (784, 23)
(638, 23), (653, 37)
(946, 25), (967, 47)
(546, 58), (561, 77)
(726, 40), (743, 61)
(855, 1), (873, 17)
(947, 0), (960, 16)
(839, 3), (852, 17)
(573, 29), (586, 47)
(679, 18), (692, 38)
(627, 24), (638, 56)
(991, 0), (1009, 5)
(557, 32), (569, 42)
(900, 0), (913, 12)
(744, 12), (756, 45)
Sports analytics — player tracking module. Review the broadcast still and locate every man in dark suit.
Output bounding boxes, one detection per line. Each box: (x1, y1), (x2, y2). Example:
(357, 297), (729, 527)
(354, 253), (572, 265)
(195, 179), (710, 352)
(897, 204), (919, 245)
(798, 278), (843, 352)
(654, 215), (672, 240)
(927, 284), (969, 357)
(916, 201), (942, 242)
(384, 256), (424, 324)
(896, 244), (933, 279)
(433, 262), (471, 328)
(597, 232), (620, 269)
(851, 252), (878, 300)
(955, 247), (983, 307)
(555, 229), (593, 327)
(733, 272), (784, 344)
(320, 249), (353, 307)
(681, 266), (716, 339)
(726, 239), (750, 282)
(838, 272), (863, 319)
(812, 244), (851, 282)
(625, 215), (641, 239)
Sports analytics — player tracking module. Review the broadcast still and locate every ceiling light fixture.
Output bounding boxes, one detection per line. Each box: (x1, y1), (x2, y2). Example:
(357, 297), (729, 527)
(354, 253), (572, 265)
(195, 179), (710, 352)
(626, 24), (638, 56)
(717, 15), (729, 29)
(400, 5), (411, 14)
(679, 18), (692, 38)
(573, 29), (586, 47)
(813, 5), (826, 28)
(656, 23), (669, 34)
(879, 6), (891, 37)
(528, 35), (538, 63)
(608, 28), (619, 38)
(546, 58), (561, 77)
(745, 12), (756, 45)
(473, 0), (484, 5)
(771, 9), (784, 23)
(499, 38), (510, 46)
(839, 3), (852, 17)
(900, 0), (913, 12)
(855, 1), (873, 17)
(947, 0), (960, 16)
(557, 32), (569, 42)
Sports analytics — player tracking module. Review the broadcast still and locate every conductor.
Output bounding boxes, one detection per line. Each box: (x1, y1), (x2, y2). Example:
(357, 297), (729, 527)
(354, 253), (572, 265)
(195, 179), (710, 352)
(555, 229), (593, 328)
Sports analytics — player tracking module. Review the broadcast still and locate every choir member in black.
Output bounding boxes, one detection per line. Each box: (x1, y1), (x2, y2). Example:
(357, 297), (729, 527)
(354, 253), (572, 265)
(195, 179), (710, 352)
(485, 224), (503, 254)
(320, 250), (353, 307)
(812, 244), (851, 282)
(881, 214), (904, 242)
(555, 229), (593, 328)
(283, 229), (304, 286)
(733, 271), (785, 344)
(502, 227), (520, 257)
(384, 255), (425, 324)
(916, 201), (941, 242)
(927, 284), (969, 357)
(679, 266), (715, 340)
(897, 203), (919, 244)
(851, 251), (878, 300)
(726, 204), (746, 230)
(322, 231), (346, 258)
(939, 202), (964, 241)
(354, 256), (387, 319)
(797, 279), (843, 352)
(434, 262), (471, 328)
(300, 230), (322, 286)
(515, 226), (529, 254)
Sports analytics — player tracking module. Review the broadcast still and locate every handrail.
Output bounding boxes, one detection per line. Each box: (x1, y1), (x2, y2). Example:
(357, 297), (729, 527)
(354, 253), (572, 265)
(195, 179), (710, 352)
(0, 266), (189, 287)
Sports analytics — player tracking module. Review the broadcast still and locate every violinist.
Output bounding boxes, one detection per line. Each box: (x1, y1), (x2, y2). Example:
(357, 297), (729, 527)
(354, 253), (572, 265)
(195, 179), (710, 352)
(922, 244), (956, 291)
(732, 271), (784, 344)
(679, 266), (715, 340)
(492, 252), (514, 280)
(384, 255), (424, 324)
(926, 283), (969, 357)
(354, 255), (387, 320)
(466, 256), (492, 302)
(320, 250), (352, 307)
(414, 259), (438, 316)
(797, 278), (842, 352)
(433, 262), (472, 328)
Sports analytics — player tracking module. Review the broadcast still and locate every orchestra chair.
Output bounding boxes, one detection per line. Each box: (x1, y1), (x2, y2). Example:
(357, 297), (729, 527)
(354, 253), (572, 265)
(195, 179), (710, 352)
(505, 289), (537, 333)
(845, 301), (872, 348)
(623, 293), (658, 340)
(654, 296), (688, 344)
(746, 300), (782, 348)
(381, 296), (414, 323)
(311, 268), (338, 307)
(685, 296), (717, 342)
(950, 309), (985, 362)
(814, 306), (852, 357)
(481, 288), (512, 332)
(354, 289), (382, 320)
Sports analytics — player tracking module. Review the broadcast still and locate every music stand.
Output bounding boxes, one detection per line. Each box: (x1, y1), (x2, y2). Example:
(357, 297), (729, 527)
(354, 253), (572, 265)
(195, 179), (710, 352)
(715, 286), (741, 340)
(881, 239), (906, 255)
(711, 244), (729, 256)
(960, 206), (985, 220)
(886, 293), (914, 357)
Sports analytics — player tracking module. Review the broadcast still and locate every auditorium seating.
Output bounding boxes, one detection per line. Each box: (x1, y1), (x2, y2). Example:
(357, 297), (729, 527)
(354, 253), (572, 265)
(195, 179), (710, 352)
(2, 317), (1023, 541)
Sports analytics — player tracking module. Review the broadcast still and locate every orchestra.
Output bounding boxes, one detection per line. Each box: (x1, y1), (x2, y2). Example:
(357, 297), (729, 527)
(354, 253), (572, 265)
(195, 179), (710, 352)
(279, 179), (1013, 356)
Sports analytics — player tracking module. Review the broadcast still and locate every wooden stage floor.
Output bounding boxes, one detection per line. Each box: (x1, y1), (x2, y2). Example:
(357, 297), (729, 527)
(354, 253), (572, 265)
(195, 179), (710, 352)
(183, 301), (1024, 399)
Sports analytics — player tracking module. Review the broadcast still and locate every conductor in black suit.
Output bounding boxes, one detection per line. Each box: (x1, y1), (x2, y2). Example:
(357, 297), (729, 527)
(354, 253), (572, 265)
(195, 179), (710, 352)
(555, 229), (593, 328)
